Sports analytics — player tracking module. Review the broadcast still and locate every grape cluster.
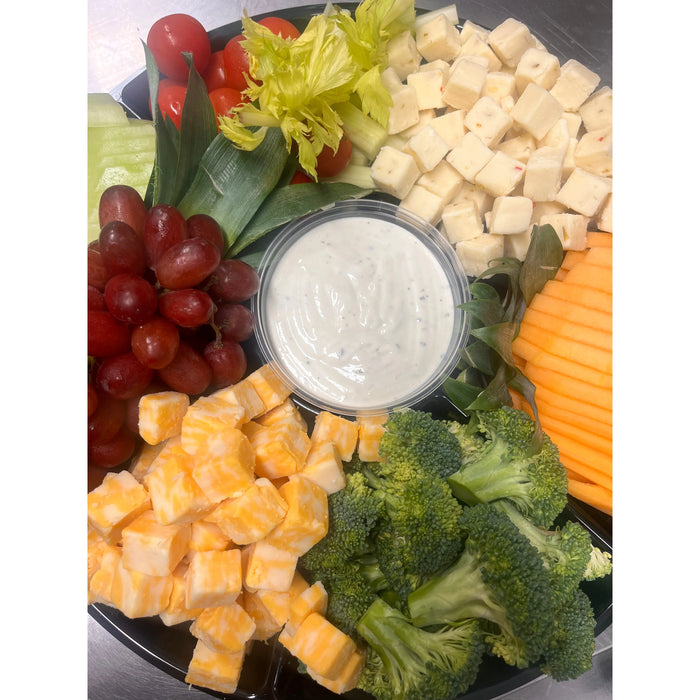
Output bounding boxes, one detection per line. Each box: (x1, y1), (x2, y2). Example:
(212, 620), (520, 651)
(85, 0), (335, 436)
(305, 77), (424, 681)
(88, 184), (259, 476)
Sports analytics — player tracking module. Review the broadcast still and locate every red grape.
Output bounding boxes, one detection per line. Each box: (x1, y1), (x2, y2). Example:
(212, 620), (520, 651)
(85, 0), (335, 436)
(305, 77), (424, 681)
(95, 352), (155, 400)
(131, 316), (181, 369)
(99, 184), (148, 236)
(203, 338), (247, 388)
(88, 383), (99, 417)
(99, 221), (147, 278)
(213, 302), (254, 342)
(157, 341), (212, 395)
(143, 204), (188, 268)
(206, 259), (259, 303)
(88, 241), (109, 291)
(87, 394), (126, 445)
(88, 285), (107, 311)
(88, 426), (137, 469)
(104, 273), (158, 325)
(155, 237), (221, 289)
(88, 310), (132, 357)
(159, 288), (214, 328)
(187, 213), (226, 255)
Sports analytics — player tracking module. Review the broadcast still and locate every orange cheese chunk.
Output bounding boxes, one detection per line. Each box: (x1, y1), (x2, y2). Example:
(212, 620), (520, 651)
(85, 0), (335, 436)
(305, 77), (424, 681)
(245, 364), (293, 413)
(138, 391), (190, 446)
(185, 549), (242, 609)
(88, 544), (122, 607)
(111, 556), (173, 619)
(301, 441), (346, 495)
(87, 470), (151, 544)
(246, 421), (311, 480)
(265, 475), (329, 556)
(129, 441), (165, 483)
(187, 520), (231, 555)
(288, 581), (329, 636)
(307, 648), (366, 694)
(144, 448), (212, 526)
(207, 478), (288, 545)
(356, 414), (388, 462)
(243, 540), (298, 593)
(121, 509), (190, 577)
(185, 639), (245, 695)
(213, 380), (267, 421)
(190, 601), (256, 654)
(241, 589), (285, 640)
(180, 394), (247, 456)
(256, 397), (308, 432)
(310, 412), (359, 462)
(160, 562), (205, 626)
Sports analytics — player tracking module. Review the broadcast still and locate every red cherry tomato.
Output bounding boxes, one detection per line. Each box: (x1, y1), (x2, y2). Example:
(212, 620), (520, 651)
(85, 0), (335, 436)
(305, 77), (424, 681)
(202, 50), (229, 92)
(290, 170), (313, 185)
(157, 79), (187, 129)
(209, 87), (246, 123)
(258, 16), (301, 39)
(316, 132), (353, 178)
(147, 13), (212, 82)
(222, 35), (252, 92)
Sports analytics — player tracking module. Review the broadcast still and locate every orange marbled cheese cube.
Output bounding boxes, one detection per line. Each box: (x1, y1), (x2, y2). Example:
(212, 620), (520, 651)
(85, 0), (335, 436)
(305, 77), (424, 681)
(356, 413), (388, 462)
(185, 549), (242, 609)
(256, 397), (308, 432)
(301, 441), (345, 495)
(180, 394), (247, 456)
(245, 364), (292, 413)
(160, 562), (205, 626)
(111, 556), (173, 619)
(190, 601), (256, 654)
(185, 639), (245, 695)
(307, 648), (366, 694)
(187, 520), (231, 555)
(243, 540), (298, 593)
(129, 441), (165, 483)
(310, 412), (359, 462)
(247, 421), (311, 480)
(138, 391), (190, 445)
(288, 581), (329, 636)
(212, 380), (266, 422)
(88, 543), (122, 607)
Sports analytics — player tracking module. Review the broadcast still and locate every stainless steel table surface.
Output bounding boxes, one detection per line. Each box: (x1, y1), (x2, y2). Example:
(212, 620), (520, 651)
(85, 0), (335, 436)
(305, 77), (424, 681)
(87, 1), (613, 698)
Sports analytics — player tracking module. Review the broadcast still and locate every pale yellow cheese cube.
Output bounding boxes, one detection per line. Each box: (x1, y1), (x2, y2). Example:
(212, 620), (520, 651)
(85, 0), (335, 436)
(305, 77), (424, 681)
(523, 146), (565, 202)
(266, 475), (329, 556)
(144, 449), (212, 526)
(417, 160), (464, 203)
(415, 13), (461, 62)
(160, 562), (205, 626)
(129, 441), (164, 483)
(514, 47), (560, 94)
(503, 229), (533, 261)
(302, 441), (346, 495)
(385, 29), (421, 80)
(488, 18), (536, 68)
(579, 86), (613, 132)
(307, 648), (366, 695)
(556, 167), (612, 217)
(488, 196), (534, 235)
(186, 549), (242, 609)
(399, 108), (436, 140)
(187, 520), (231, 554)
(574, 127), (612, 177)
(596, 194), (612, 233)
(460, 20), (489, 43)
(441, 199), (485, 243)
(212, 379), (266, 421)
(121, 509), (190, 577)
(446, 131), (494, 183)
(456, 234), (505, 277)
(458, 34), (502, 71)
(243, 540), (299, 593)
(539, 212), (591, 251)
(496, 132), (537, 163)
(185, 639), (244, 695)
(387, 84), (420, 134)
(380, 66), (404, 92)
(400, 184), (444, 226)
(407, 69), (446, 110)
(190, 601), (256, 654)
(510, 83), (564, 140)
(371, 145), (421, 199)
(87, 470), (151, 545)
(418, 58), (451, 81)
(287, 581), (329, 636)
(404, 124), (450, 172)
(442, 57), (488, 111)
(450, 181), (494, 217)
(430, 109), (466, 148)
(138, 391), (189, 446)
(464, 96), (513, 147)
(532, 200), (567, 223)
(356, 413), (387, 462)
(482, 71), (517, 102)
(111, 556), (173, 619)
(549, 59), (600, 112)
(539, 118), (571, 152)
(179, 394), (247, 455)
(207, 478), (288, 545)
(474, 151), (526, 197)
(245, 364), (293, 414)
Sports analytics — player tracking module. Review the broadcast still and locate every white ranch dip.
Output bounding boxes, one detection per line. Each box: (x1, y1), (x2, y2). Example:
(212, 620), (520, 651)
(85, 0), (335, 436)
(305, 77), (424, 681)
(259, 212), (461, 412)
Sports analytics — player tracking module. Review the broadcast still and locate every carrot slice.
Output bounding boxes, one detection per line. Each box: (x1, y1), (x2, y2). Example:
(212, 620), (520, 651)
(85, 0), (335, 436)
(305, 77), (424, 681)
(561, 261), (612, 294)
(540, 279), (612, 314)
(586, 231), (612, 247)
(539, 413), (612, 457)
(528, 294), (611, 334)
(567, 478), (612, 515)
(532, 384), (612, 425)
(520, 307), (612, 352)
(562, 456), (613, 492)
(561, 250), (587, 270)
(584, 245), (612, 268)
(525, 363), (612, 411)
(533, 394), (612, 440)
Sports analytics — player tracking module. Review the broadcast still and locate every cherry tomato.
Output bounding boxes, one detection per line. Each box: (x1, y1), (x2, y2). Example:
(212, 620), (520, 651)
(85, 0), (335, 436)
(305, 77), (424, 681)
(258, 16), (301, 39)
(223, 35), (251, 92)
(202, 50), (229, 92)
(157, 79), (187, 129)
(209, 87), (246, 123)
(290, 170), (313, 185)
(147, 13), (212, 82)
(316, 132), (353, 178)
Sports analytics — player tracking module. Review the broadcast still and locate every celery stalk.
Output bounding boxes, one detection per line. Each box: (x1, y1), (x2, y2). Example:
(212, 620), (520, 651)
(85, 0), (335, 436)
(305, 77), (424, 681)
(335, 102), (388, 160)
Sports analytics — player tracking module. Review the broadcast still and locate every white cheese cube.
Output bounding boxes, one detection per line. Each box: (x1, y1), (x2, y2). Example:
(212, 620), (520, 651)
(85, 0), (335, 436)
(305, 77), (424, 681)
(418, 160), (464, 202)
(579, 86), (613, 132)
(561, 111), (583, 140)
(430, 109), (466, 148)
(500, 94), (516, 113)
(510, 83), (564, 140)
(481, 71), (517, 102)
(400, 184), (444, 226)
(596, 193), (612, 233)
(414, 5), (460, 32)
(549, 59), (600, 111)
(496, 132), (537, 163)
(488, 196), (534, 234)
(443, 57), (488, 111)
(538, 118), (570, 152)
(386, 30), (422, 80)
(539, 212), (591, 251)
(415, 13), (461, 62)
(573, 127), (612, 177)
(387, 84), (420, 134)
(404, 124), (450, 172)
(441, 199), (485, 243)
(370, 145), (421, 199)
(562, 137), (578, 178)
(455, 234), (505, 277)
(450, 181), (494, 217)
(446, 131), (494, 182)
(380, 66), (404, 93)
(556, 167), (612, 216)
(488, 18), (536, 68)
(458, 34), (503, 71)
(474, 150), (526, 196)
(523, 146), (565, 201)
(503, 229), (533, 261)
(407, 69), (446, 110)
(532, 200), (567, 222)
(464, 96), (513, 147)
(418, 59), (451, 82)
(460, 21), (489, 43)
(399, 109), (436, 139)
(514, 48), (560, 94)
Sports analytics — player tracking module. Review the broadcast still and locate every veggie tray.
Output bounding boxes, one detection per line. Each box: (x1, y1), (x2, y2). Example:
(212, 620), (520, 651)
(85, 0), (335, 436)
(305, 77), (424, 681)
(88, 2), (613, 699)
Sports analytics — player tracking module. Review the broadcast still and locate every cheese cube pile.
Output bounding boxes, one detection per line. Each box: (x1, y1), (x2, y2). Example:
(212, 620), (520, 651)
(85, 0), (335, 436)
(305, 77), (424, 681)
(369, 11), (613, 277)
(87, 364), (390, 695)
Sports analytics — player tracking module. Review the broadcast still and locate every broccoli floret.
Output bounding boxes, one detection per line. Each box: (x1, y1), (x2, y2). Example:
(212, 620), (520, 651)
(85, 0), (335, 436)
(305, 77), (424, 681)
(540, 588), (596, 681)
(378, 409), (463, 480)
(446, 407), (569, 527)
(356, 597), (485, 700)
(406, 503), (554, 669)
(584, 544), (613, 580)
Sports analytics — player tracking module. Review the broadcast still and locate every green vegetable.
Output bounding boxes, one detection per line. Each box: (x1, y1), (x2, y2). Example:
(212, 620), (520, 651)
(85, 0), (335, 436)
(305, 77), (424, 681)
(356, 597), (485, 700)
(445, 406), (569, 528)
(406, 503), (555, 669)
(333, 101), (388, 160)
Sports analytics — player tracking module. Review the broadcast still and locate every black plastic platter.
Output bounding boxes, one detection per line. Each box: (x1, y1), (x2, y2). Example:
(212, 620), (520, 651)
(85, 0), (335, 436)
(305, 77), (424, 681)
(91, 3), (613, 699)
